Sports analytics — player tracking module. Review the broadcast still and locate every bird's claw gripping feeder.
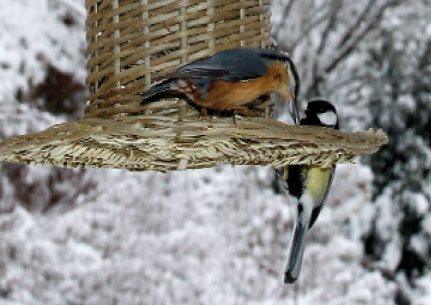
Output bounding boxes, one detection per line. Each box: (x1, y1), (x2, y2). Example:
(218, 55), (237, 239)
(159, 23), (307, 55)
(0, 0), (387, 172)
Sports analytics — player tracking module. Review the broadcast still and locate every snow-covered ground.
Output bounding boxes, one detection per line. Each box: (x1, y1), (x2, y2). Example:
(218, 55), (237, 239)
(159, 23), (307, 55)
(0, 1), (429, 304)
(0, 164), (397, 305)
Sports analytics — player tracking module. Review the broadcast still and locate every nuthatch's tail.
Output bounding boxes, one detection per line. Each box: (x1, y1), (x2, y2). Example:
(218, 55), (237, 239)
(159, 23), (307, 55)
(140, 79), (176, 101)
(284, 210), (311, 284)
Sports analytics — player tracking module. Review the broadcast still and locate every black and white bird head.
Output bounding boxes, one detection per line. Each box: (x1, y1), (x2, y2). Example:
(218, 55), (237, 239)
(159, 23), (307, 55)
(302, 99), (339, 130)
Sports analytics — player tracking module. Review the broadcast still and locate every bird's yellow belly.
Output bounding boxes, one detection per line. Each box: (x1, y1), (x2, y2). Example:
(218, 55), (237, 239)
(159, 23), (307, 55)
(306, 166), (332, 203)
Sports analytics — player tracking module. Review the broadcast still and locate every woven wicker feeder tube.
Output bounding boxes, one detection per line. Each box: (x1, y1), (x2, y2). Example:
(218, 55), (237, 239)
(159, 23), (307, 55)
(0, 0), (388, 171)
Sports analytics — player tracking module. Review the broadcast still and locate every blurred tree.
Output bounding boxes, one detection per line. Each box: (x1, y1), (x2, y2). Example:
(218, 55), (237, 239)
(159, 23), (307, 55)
(272, 0), (401, 101)
(364, 29), (431, 296)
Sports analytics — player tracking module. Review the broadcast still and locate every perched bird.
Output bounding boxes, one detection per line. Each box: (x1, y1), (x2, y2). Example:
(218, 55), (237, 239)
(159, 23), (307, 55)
(140, 48), (300, 123)
(282, 99), (339, 284)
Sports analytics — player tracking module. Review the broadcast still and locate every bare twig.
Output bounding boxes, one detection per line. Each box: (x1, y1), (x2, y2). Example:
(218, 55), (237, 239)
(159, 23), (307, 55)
(273, 0), (297, 35)
(325, 0), (402, 74)
(337, 0), (375, 49)
(288, 12), (331, 51)
(316, 0), (343, 56)
(326, 74), (369, 93)
(309, 0), (344, 94)
(275, 1), (330, 51)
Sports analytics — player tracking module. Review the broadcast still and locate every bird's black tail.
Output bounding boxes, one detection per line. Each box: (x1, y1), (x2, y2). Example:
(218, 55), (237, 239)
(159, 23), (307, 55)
(140, 79), (175, 101)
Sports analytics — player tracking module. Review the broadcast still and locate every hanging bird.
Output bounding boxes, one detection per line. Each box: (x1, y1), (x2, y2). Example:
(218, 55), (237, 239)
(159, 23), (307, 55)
(140, 48), (300, 123)
(282, 99), (339, 284)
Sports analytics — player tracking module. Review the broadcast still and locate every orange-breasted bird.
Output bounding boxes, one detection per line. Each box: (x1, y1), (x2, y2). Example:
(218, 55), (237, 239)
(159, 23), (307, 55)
(281, 99), (339, 284)
(140, 48), (300, 123)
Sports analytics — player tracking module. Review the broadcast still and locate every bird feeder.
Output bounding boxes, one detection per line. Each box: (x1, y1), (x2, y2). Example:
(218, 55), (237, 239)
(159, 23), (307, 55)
(0, 0), (387, 171)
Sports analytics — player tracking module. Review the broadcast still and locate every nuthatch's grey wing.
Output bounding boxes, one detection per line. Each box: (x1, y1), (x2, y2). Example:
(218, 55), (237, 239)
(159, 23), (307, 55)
(166, 48), (271, 82)
(140, 49), (270, 101)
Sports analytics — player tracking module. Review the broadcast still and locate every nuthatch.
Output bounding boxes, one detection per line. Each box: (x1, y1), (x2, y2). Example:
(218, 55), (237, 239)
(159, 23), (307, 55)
(140, 48), (300, 123)
(282, 99), (339, 284)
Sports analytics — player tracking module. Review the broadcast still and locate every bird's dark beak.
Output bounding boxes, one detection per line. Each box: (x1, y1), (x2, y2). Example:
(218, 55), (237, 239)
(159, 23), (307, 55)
(276, 89), (300, 124)
(289, 98), (300, 124)
(284, 216), (310, 284)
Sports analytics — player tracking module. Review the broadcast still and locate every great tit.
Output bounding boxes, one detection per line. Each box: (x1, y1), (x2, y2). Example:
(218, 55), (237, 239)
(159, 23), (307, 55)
(282, 99), (339, 284)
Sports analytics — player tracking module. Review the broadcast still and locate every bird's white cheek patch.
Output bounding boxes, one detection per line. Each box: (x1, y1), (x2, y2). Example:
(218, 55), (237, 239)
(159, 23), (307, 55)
(317, 112), (337, 126)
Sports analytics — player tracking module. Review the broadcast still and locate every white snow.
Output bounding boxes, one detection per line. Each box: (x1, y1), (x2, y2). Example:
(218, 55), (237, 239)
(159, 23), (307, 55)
(0, 1), (429, 305)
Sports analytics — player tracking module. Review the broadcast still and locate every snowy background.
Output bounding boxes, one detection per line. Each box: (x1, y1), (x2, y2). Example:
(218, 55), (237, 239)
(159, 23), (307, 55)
(0, 0), (430, 304)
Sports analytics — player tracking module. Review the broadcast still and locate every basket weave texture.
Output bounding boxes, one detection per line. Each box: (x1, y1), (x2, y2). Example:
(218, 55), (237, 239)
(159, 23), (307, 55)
(0, 0), (388, 171)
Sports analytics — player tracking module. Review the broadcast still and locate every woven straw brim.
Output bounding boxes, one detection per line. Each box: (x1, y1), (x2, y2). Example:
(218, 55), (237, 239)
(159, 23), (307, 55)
(0, 101), (388, 172)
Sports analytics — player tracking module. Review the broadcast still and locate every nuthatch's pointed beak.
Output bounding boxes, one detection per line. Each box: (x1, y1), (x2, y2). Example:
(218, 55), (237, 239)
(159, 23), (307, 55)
(284, 213), (310, 284)
(289, 98), (300, 124)
(276, 88), (300, 124)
